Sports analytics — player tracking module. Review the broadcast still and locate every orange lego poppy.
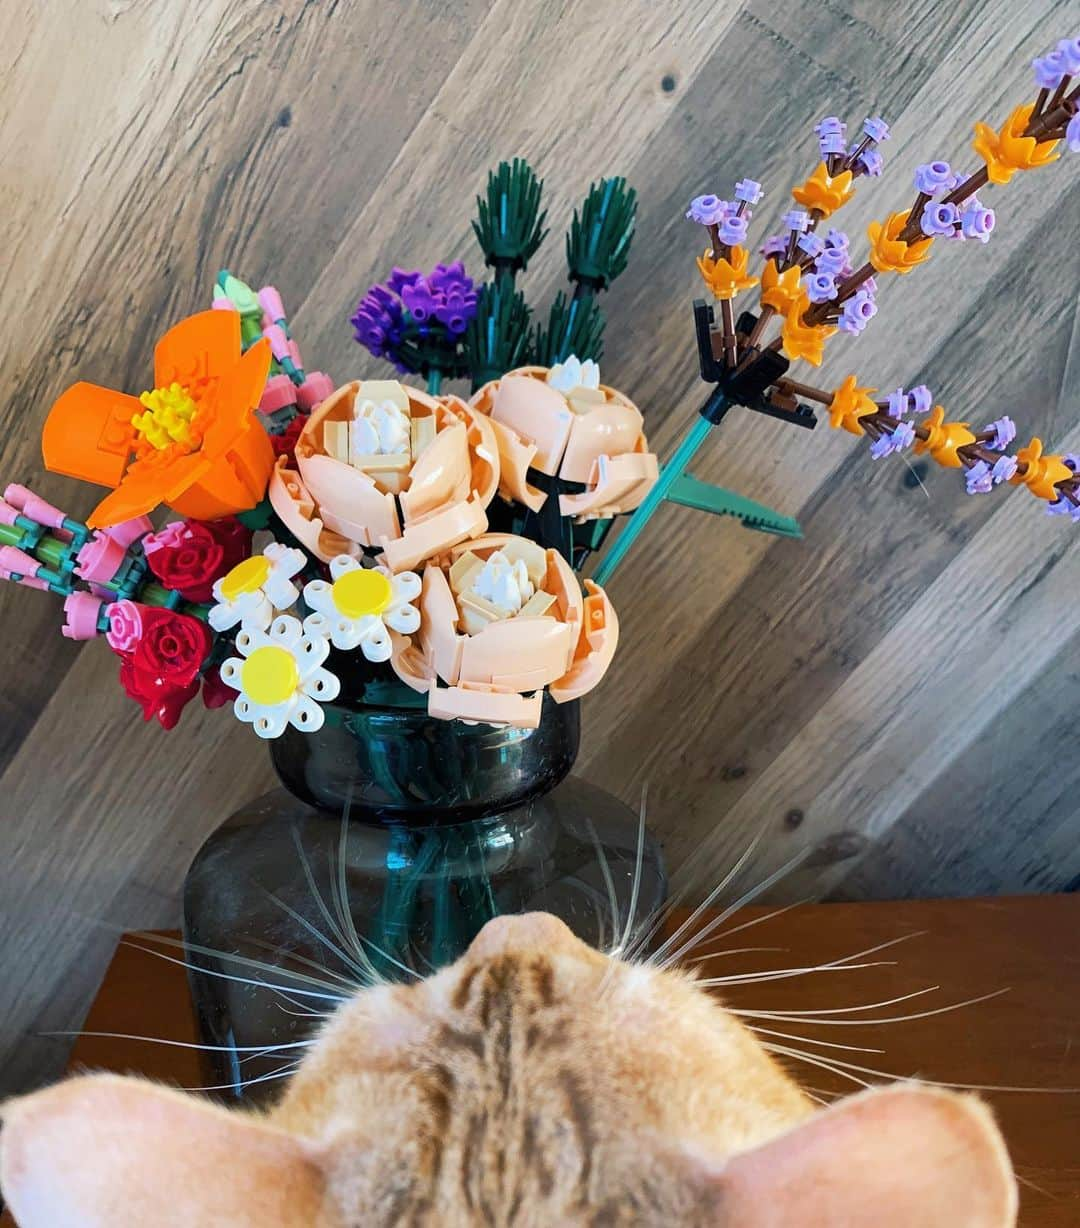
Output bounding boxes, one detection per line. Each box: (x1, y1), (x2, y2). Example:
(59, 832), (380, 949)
(780, 292), (837, 366)
(827, 375), (878, 435)
(790, 162), (855, 218)
(43, 311), (273, 528)
(973, 103), (1060, 185)
(1010, 438), (1073, 501)
(696, 246), (759, 300)
(867, 211), (934, 275)
(913, 405), (975, 468)
(759, 259), (803, 316)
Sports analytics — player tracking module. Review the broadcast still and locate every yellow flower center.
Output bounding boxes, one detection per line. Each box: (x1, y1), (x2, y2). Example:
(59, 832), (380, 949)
(219, 556), (271, 602)
(132, 382), (200, 451)
(331, 569), (392, 619)
(242, 645), (300, 706)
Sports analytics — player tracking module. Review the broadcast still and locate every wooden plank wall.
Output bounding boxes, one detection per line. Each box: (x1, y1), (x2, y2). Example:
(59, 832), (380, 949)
(1, 0), (1077, 1095)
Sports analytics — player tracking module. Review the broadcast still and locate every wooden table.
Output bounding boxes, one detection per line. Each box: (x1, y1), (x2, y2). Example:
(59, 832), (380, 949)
(3, 896), (1078, 1226)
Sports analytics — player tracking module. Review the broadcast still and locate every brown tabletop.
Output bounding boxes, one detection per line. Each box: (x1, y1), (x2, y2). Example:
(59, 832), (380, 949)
(4, 895), (1078, 1226)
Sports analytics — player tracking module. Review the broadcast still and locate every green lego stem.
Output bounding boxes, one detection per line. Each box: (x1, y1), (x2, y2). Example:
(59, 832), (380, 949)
(592, 411), (716, 587)
(665, 474), (803, 538)
(426, 368), (443, 395)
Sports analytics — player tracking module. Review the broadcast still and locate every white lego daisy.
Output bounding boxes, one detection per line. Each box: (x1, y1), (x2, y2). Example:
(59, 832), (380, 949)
(546, 354), (601, 395)
(219, 614), (340, 739)
(208, 542), (307, 633)
(302, 554), (421, 660)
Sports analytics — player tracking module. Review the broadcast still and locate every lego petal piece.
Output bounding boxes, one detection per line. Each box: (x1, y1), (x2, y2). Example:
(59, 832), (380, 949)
(356, 380), (410, 411)
(458, 617), (574, 691)
(428, 682), (543, 729)
(199, 339), (272, 451)
(268, 457), (360, 563)
(550, 580), (619, 703)
(559, 451), (660, 520)
(154, 309), (241, 388)
(388, 630), (434, 694)
(380, 497), (487, 574)
(399, 420), (471, 523)
(298, 452), (400, 547)
(487, 417), (547, 512)
(559, 401), (645, 484)
(418, 563), (465, 685)
(87, 453), (208, 528)
(43, 383), (141, 488)
(490, 375), (573, 475)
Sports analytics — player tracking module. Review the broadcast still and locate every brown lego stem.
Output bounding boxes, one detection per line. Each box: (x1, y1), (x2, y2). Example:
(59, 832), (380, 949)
(708, 224), (729, 262)
(776, 378), (833, 405)
(903, 191), (931, 231)
(742, 305), (776, 357)
(1031, 86), (1050, 120)
(720, 299), (737, 368)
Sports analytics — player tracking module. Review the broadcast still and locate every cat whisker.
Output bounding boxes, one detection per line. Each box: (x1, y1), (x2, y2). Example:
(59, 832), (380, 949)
(729, 986), (939, 1018)
(584, 816), (621, 958)
(704, 901), (809, 945)
(696, 959), (896, 987)
(122, 941), (346, 1002)
(612, 781), (649, 959)
(685, 946), (788, 964)
(731, 988), (1009, 1027)
(178, 1060), (303, 1095)
(42, 1030), (314, 1055)
(644, 831), (766, 967)
(747, 1025), (886, 1054)
(262, 888), (376, 987)
(654, 845), (817, 970)
(331, 801), (396, 986)
(763, 1042), (876, 1090)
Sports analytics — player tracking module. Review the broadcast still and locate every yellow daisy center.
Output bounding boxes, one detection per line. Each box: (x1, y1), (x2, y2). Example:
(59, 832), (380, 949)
(219, 556), (272, 602)
(132, 382), (200, 451)
(331, 569), (392, 619)
(241, 645), (300, 706)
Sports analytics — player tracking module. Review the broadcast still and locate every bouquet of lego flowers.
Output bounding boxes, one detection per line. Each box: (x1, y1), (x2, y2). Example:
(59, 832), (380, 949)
(1, 165), (658, 735)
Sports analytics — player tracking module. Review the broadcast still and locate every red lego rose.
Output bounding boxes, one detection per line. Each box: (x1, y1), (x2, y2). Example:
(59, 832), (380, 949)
(118, 657), (201, 730)
(143, 517), (253, 603)
(201, 662), (235, 710)
(130, 607), (213, 687)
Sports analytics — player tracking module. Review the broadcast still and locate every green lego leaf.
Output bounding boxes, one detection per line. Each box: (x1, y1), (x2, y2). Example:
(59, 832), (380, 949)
(472, 159), (548, 273)
(531, 291), (606, 366)
(464, 282), (533, 389)
(216, 269), (260, 317)
(565, 176), (637, 290)
(666, 473), (803, 538)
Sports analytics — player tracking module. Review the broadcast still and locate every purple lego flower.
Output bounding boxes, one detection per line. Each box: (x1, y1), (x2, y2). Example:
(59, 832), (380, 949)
(351, 283), (406, 359)
(1065, 454), (1080, 472)
(838, 291), (877, 334)
(862, 116), (890, 143)
(824, 228), (849, 250)
(869, 433), (897, 459)
(921, 200), (961, 236)
(914, 160), (955, 196)
(352, 260), (477, 364)
(1058, 37), (1080, 76)
(719, 215), (749, 246)
(804, 272), (838, 304)
(887, 388), (909, 419)
(862, 275), (878, 296)
(910, 385), (933, 415)
(401, 280), (437, 323)
(857, 149), (884, 177)
(734, 178), (764, 204)
(961, 204), (995, 243)
(870, 420), (915, 458)
(1045, 496), (1073, 517)
(1033, 48), (1069, 90)
(984, 415), (1017, 451)
(1067, 113), (1080, 154)
(760, 234), (788, 258)
(965, 461), (994, 495)
(783, 210), (810, 233)
(991, 455), (1018, 484)
(797, 232), (826, 259)
(815, 116), (845, 136)
(819, 132), (847, 157)
(815, 247), (847, 277)
(387, 267), (423, 295)
(686, 194), (730, 225)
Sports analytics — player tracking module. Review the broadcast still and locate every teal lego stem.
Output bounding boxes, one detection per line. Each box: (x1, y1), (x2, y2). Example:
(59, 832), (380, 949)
(665, 474), (802, 538)
(426, 367), (443, 396)
(592, 410), (716, 587)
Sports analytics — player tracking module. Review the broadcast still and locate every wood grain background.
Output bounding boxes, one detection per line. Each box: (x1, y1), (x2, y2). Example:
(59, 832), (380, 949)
(1, 0), (1077, 1096)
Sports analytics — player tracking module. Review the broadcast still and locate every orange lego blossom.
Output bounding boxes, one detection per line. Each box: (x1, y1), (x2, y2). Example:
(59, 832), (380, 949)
(43, 311), (273, 528)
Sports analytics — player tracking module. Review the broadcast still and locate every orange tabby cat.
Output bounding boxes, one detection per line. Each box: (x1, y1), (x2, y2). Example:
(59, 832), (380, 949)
(1, 912), (1016, 1226)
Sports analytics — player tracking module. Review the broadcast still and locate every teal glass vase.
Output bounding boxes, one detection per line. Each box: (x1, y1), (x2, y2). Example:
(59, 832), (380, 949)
(182, 671), (666, 1101)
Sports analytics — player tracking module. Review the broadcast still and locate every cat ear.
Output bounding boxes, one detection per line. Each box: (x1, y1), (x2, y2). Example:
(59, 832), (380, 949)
(1, 1074), (336, 1227)
(704, 1084), (1017, 1227)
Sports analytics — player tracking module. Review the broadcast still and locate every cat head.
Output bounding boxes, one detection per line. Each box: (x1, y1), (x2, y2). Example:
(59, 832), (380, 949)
(2, 912), (1016, 1226)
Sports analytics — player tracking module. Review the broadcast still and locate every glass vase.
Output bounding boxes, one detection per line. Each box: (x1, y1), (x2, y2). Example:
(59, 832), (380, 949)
(182, 676), (666, 1102)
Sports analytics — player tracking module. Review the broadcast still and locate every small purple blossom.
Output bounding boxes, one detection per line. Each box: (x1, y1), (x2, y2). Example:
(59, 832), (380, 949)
(686, 194), (730, 225)
(965, 461), (994, 495)
(760, 234), (788, 258)
(869, 432), (898, 459)
(1065, 454), (1080, 472)
(783, 210), (810, 233)
(815, 247), (847, 277)
(921, 200), (961, 236)
(1067, 113), (1080, 154)
(870, 421), (916, 458)
(734, 178), (764, 204)
(961, 204), (995, 243)
(1033, 48), (1069, 90)
(991, 455), (1018, 484)
(719, 215), (749, 246)
(910, 385), (933, 415)
(797, 232), (826, 258)
(862, 275), (878, 295)
(838, 290), (877, 334)
(815, 116), (845, 136)
(914, 160), (954, 196)
(352, 259), (478, 366)
(887, 388), (909, 419)
(819, 132), (847, 157)
(857, 148), (884, 177)
(1045, 496), (1073, 517)
(387, 267), (423, 295)
(1058, 37), (1080, 76)
(985, 416), (1017, 451)
(804, 272), (838, 303)
(862, 116), (890, 143)
(825, 228), (849, 250)
(351, 283), (406, 360)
